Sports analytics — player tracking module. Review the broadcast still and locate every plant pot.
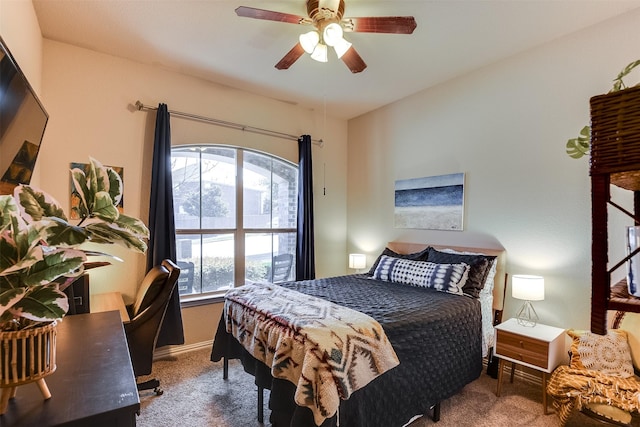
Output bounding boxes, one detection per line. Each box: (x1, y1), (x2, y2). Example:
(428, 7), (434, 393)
(0, 321), (57, 414)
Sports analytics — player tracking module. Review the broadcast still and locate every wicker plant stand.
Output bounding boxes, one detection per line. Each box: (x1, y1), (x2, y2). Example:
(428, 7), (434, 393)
(0, 321), (57, 414)
(590, 85), (640, 334)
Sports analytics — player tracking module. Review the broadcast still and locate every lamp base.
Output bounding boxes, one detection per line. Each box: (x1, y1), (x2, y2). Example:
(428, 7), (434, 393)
(516, 300), (539, 327)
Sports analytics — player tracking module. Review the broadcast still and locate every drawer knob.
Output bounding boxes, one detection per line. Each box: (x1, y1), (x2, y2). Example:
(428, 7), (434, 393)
(519, 340), (524, 347)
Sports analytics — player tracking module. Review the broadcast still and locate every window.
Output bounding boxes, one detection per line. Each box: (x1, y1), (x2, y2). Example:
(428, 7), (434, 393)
(171, 146), (297, 299)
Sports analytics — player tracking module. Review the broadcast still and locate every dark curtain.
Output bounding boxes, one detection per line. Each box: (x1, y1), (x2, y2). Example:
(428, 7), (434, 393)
(295, 135), (315, 280)
(147, 103), (185, 347)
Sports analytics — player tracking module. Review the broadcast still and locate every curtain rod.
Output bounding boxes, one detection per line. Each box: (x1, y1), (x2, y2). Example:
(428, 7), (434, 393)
(134, 101), (323, 146)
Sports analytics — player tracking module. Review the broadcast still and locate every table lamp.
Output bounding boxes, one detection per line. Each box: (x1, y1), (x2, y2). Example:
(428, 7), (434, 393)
(511, 274), (544, 327)
(349, 253), (366, 273)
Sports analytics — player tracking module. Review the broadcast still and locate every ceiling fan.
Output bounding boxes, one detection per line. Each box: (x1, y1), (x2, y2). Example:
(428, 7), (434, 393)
(235, 0), (417, 73)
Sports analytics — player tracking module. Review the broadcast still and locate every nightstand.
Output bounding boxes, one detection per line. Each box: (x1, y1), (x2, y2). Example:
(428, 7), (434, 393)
(494, 318), (566, 414)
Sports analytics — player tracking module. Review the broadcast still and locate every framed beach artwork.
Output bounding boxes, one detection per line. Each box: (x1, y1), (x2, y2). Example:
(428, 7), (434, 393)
(394, 173), (465, 230)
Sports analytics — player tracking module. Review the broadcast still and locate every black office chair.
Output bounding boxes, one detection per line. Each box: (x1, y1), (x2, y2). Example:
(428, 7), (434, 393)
(124, 259), (180, 395)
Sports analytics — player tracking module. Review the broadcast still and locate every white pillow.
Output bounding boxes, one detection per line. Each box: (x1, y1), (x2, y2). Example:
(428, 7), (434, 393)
(568, 329), (635, 378)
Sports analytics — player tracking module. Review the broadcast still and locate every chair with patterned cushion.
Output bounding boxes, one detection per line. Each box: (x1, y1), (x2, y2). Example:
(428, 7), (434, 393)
(580, 312), (640, 426)
(547, 315), (640, 426)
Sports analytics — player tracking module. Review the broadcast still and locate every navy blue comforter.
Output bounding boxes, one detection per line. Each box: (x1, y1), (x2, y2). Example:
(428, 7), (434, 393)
(211, 274), (482, 427)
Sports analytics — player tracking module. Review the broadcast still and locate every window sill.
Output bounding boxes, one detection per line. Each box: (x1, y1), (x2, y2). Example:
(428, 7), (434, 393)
(180, 293), (225, 308)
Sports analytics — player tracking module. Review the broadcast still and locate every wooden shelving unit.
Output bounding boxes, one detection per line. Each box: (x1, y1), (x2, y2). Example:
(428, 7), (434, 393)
(590, 86), (640, 335)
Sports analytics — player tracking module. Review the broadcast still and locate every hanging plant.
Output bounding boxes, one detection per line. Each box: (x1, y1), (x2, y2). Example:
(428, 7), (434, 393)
(566, 59), (640, 159)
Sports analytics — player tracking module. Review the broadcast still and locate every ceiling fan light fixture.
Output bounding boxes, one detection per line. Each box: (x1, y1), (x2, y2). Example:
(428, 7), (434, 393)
(235, 2), (416, 72)
(310, 43), (328, 62)
(299, 30), (320, 54)
(333, 37), (352, 59)
(323, 22), (344, 47)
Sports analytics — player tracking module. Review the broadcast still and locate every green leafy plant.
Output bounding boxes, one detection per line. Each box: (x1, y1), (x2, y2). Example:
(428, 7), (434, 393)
(566, 125), (591, 159)
(566, 60), (640, 159)
(0, 158), (149, 331)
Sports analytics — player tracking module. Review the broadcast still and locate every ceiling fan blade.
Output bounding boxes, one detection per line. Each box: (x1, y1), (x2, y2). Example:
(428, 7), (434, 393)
(341, 47), (367, 74)
(342, 16), (417, 34)
(275, 43), (305, 70)
(235, 6), (311, 25)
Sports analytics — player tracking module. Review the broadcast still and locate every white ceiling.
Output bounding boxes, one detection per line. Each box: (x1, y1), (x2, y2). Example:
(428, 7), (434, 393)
(33, 0), (640, 120)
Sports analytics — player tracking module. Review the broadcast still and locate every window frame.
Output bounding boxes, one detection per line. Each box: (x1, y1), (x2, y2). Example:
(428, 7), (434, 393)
(172, 144), (297, 304)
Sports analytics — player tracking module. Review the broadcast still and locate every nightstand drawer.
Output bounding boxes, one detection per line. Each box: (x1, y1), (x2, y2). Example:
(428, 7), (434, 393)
(496, 330), (549, 369)
(494, 318), (566, 414)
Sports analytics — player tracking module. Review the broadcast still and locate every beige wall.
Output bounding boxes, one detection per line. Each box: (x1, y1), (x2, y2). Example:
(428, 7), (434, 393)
(5, 0), (639, 346)
(0, 0), (42, 93)
(1, 1), (348, 347)
(0, 0), (45, 186)
(347, 9), (640, 331)
(37, 40), (347, 345)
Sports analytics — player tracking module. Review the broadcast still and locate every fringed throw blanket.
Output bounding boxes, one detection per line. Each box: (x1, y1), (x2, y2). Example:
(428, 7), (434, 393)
(224, 282), (400, 426)
(546, 365), (640, 425)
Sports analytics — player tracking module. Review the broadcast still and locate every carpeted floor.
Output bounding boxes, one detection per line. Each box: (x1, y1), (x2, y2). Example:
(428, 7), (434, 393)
(136, 348), (606, 427)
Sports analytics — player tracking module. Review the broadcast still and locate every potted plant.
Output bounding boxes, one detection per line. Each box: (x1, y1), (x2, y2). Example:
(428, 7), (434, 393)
(0, 158), (149, 410)
(565, 59), (640, 159)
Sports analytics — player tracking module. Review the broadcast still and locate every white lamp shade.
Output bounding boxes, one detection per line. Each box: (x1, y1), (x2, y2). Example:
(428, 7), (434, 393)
(323, 23), (344, 47)
(310, 43), (328, 62)
(512, 275), (545, 301)
(349, 253), (366, 270)
(299, 31), (319, 54)
(333, 37), (352, 59)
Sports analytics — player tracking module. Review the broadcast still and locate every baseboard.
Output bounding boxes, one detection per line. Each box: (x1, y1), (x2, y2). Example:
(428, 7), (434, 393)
(153, 340), (213, 360)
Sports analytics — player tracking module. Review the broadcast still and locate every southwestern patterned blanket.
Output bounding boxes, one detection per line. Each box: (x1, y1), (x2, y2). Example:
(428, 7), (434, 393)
(211, 274), (483, 427)
(223, 282), (400, 425)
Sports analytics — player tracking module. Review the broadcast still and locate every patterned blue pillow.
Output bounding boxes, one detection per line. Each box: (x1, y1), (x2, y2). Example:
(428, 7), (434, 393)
(372, 255), (468, 295)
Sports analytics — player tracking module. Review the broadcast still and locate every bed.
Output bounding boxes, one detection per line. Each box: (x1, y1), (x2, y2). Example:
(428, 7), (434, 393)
(210, 242), (506, 427)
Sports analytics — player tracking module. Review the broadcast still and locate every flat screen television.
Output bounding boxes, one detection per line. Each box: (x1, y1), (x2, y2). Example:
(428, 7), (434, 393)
(0, 36), (49, 195)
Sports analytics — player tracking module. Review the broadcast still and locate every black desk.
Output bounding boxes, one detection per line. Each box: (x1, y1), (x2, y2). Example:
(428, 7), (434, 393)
(0, 311), (139, 426)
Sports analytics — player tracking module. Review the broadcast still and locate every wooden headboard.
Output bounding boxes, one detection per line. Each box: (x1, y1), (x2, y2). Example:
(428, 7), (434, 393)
(386, 242), (507, 314)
